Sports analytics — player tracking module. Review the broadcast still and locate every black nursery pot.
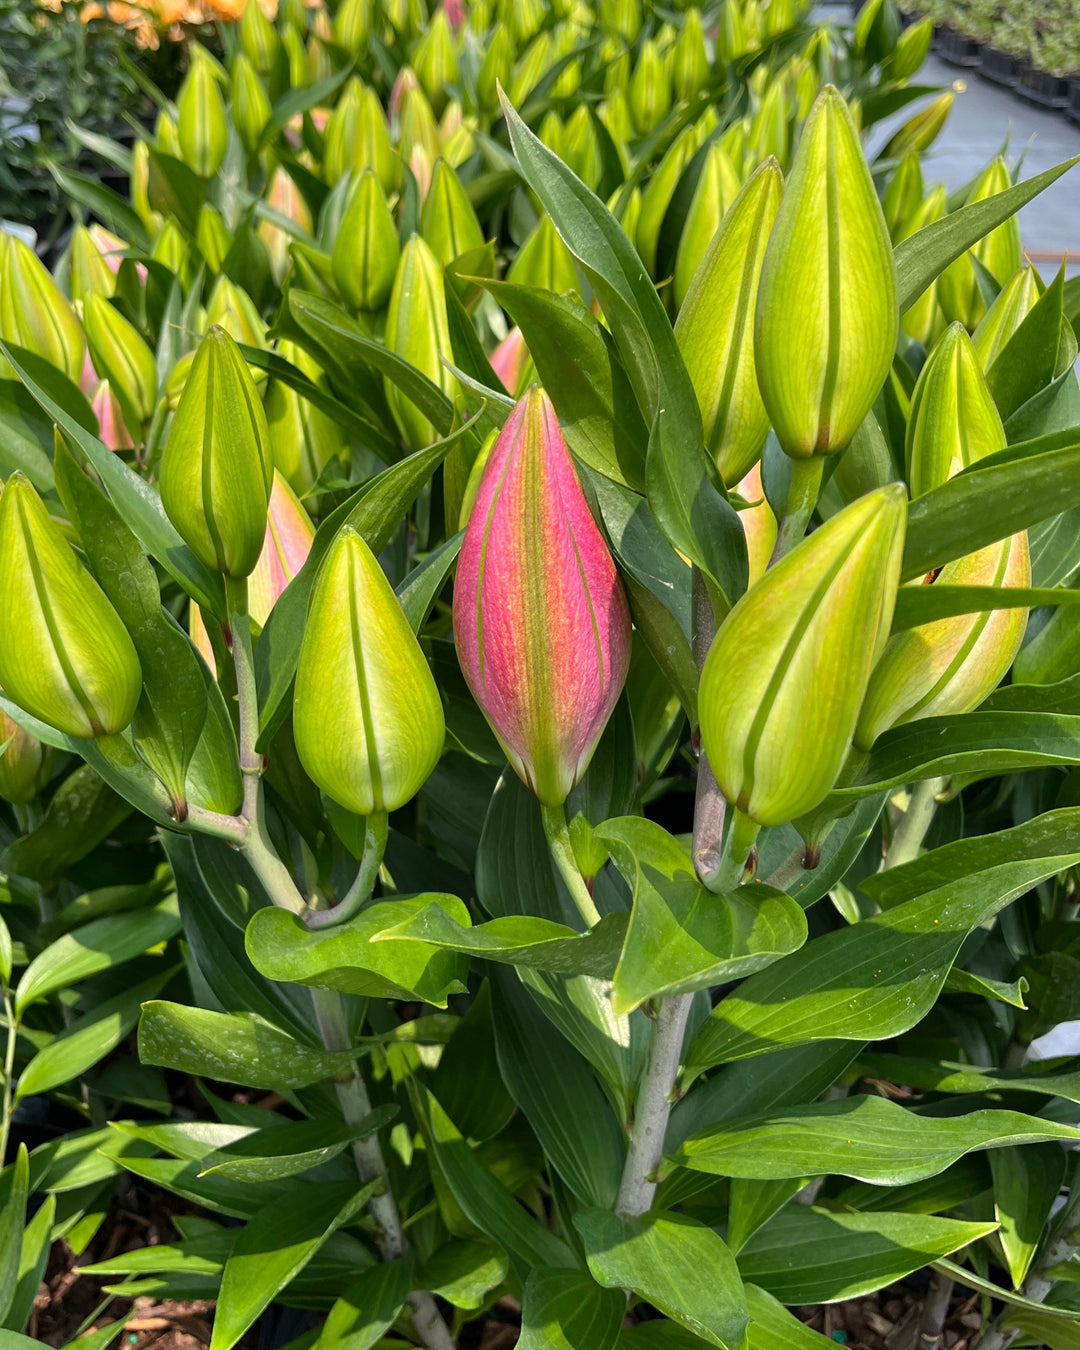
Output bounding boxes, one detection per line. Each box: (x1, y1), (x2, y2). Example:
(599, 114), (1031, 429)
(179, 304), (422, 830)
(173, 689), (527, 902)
(1069, 77), (1080, 125)
(1016, 63), (1072, 109)
(981, 46), (1022, 87)
(937, 25), (982, 68)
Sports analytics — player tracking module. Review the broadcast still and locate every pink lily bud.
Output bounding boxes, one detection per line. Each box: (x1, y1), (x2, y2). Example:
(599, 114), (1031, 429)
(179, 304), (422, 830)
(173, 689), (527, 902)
(443, 0), (464, 30)
(91, 380), (135, 451)
(453, 387), (631, 806)
(79, 345), (100, 400)
(490, 327), (531, 398)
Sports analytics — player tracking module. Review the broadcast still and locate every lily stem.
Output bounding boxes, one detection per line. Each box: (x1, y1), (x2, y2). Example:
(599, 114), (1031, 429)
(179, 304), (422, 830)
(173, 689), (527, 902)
(306, 812), (389, 929)
(0, 987), (16, 1165)
(541, 801), (602, 929)
(770, 456), (825, 565)
(883, 777), (944, 872)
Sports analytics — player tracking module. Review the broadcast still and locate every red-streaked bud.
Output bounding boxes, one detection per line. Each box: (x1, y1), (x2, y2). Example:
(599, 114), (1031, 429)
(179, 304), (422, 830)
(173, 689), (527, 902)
(453, 387), (632, 806)
(490, 327), (532, 398)
(91, 380), (135, 452)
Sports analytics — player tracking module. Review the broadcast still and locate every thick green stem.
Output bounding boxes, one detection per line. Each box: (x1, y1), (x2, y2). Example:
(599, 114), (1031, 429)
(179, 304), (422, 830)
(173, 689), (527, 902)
(307, 812), (389, 929)
(707, 806), (760, 896)
(770, 456), (825, 565)
(0, 989), (15, 1164)
(541, 801), (602, 929)
(310, 989), (453, 1350)
(883, 777), (944, 872)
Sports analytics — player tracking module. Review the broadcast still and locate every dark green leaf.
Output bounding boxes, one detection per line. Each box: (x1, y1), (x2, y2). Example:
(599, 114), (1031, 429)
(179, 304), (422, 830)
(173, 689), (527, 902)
(518, 1267), (624, 1350)
(0, 1145), (28, 1325)
(991, 1143), (1065, 1289)
(2, 763), (132, 886)
(315, 1256), (411, 1350)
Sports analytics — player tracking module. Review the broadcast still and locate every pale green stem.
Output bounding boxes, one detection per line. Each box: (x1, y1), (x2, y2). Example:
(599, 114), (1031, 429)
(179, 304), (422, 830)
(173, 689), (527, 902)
(306, 812), (389, 930)
(770, 456), (825, 565)
(883, 777), (944, 872)
(0, 988), (16, 1165)
(541, 801), (603, 929)
(706, 806), (761, 896)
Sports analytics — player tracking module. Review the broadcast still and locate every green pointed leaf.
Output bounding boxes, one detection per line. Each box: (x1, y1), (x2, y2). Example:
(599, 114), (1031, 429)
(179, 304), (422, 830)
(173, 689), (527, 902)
(745, 1285), (834, 1348)
(935, 1257), (1080, 1321)
(892, 583), (1080, 630)
(987, 267), (1068, 422)
(0, 1145), (28, 1325)
(992, 1143), (1066, 1290)
(4, 1191), (54, 1331)
(518, 1267), (624, 1350)
(200, 1110), (397, 1182)
(137, 1001), (356, 1090)
(676, 1094), (1080, 1185)
(395, 532), (463, 633)
(856, 1053), (1080, 1107)
(315, 1256), (411, 1350)
(574, 1208), (748, 1350)
(684, 851), (1080, 1080)
(999, 1309), (1080, 1349)
(596, 817), (807, 1015)
(737, 1208), (997, 1304)
(419, 1241), (509, 1311)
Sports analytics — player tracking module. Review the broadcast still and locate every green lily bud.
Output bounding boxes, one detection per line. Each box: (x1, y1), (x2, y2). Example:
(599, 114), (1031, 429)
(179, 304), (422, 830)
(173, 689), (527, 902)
(906, 323), (1005, 498)
(441, 116), (477, 168)
(177, 48), (229, 179)
(0, 474), (142, 738)
(674, 145), (742, 309)
(280, 0), (306, 32)
(507, 0), (544, 44)
(629, 39), (671, 134)
(333, 170), (401, 312)
(0, 233), (86, 384)
(151, 219), (193, 289)
(550, 22), (583, 98)
(509, 32), (552, 106)
(670, 11), (708, 101)
(601, 37), (631, 96)
(881, 91), (953, 159)
(477, 23), (514, 110)
(155, 109), (182, 160)
(205, 275), (267, 348)
(618, 186), (642, 248)
(399, 83), (441, 178)
(938, 157), (1022, 331)
(232, 53), (272, 156)
(334, 0), (372, 56)
(307, 32), (334, 85)
(882, 150), (923, 241)
(324, 78), (364, 187)
(469, 0), (494, 34)
(413, 9), (458, 113)
(265, 341), (347, 493)
(699, 484), (907, 826)
(636, 124), (699, 277)
(794, 59), (819, 119)
(507, 214), (577, 294)
(68, 225), (116, 304)
(196, 203), (233, 273)
(747, 81), (790, 169)
(538, 110), (565, 160)
(893, 17), (932, 80)
(763, 0), (795, 37)
(855, 533), (1029, 750)
(716, 0), (747, 61)
(294, 525), (444, 815)
(421, 158), (484, 266)
(385, 235), (458, 452)
(898, 184), (946, 346)
(259, 167), (314, 284)
(160, 326), (274, 578)
(972, 264), (1040, 371)
(598, 91), (633, 164)
(131, 141), (163, 237)
(83, 293), (157, 428)
(737, 461), (776, 588)
(562, 106), (602, 192)
(601, 0), (640, 41)
(241, 0), (280, 77)
(0, 709), (43, 804)
(755, 86), (898, 459)
(676, 160), (783, 487)
(283, 26), (306, 88)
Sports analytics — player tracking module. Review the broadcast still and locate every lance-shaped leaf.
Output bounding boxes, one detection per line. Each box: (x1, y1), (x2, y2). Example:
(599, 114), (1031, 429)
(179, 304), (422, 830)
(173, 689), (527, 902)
(453, 387), (631, 806)
(0, 473), (142, 738)
(755, 87), (897, 458)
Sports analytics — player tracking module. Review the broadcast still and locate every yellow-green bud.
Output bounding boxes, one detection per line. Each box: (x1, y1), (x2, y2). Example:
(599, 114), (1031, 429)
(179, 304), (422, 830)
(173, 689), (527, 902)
(893, 17), (933, 80)
(676, 160), (783, 487)
(477, 24), (514, 110)
(240, 0), (280, 77)
(636, 125), (698, 277)
(629, 39), (671, 134)
(131, 141), (163, 237)
(82, 293), (157, 428)
(747, 81), (790, 169)
(68, 225), (116, 304)
(283, 26), (306, 88)
(507, 0), (544, 45)
(265, 341), (347, 493)
(196, 204), (233, 274)
(151, 219), (193, 289)
(0, 474), (142, 738)
(602, 38), (631, 96)
(205, 274), (267, 349)
(177, 49), (229, 179)
(972, 264), (1040, 371)
(699, 484), (907, 826)
(763, 0), (795, 37)
(601, 0), (640, 42)
(538, 110), (565, 160)
(420, 158), (484, 266)
(0, 233), (86, 384)
(384, 235), (458, 452)
(0, 709), (43, 804)
(333, 0), (372, 57)
(506, 214), (577, 294)
(550, 22), (583, 98)
(562, 105), (603, 192)
(399, 79), (441, 172)
(882, 150), (923, 241)
(906, 323), (1005, 498)
(716, 0), (748, 61)
(938, 157), (1021, 331)
(160, 327), (274, 578)
(293, 525), (445, 815)
(232, 53), (272, 156)
(413, 9), (458, 113)
(324, 78), (365, 187)
(333, 170), (401, 312)
(755, 86), (898, 458)
(509, 33), (552, 106)
(674, 144), (742, 310)
(598, 91), (634, 165)
(155, 109), (182, 159)
(898, 184), (946, 347)
(881, 92), (953, 159)
(670, 10), (708, 101)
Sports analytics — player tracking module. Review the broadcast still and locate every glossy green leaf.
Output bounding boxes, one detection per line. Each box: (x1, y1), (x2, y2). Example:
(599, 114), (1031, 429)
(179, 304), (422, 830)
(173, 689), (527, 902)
(0, 379), (57, 491)
(685, 851), (1080, 1080)
(137, 1001), (356, 1090)
(200, 1111), (396, 1182)
(4, 1191), (54, 1331)
(737, 1208), (997, 1304)
(0, 1145), (28, 1325)
(727, 1178), (808, 1255)
(745, 1284), (834, 1348)
(575, 1208), (748, 1349)
(893, 583), (1080, 630)
(935, 1257), (1080, 1320)
(991, 1143), (1065, 1290)
(676, 1094), (1080, 1185)
(2, 764), (132, 886)
(315, 1256), (410, 1350)
(396, 532), (463, 632)
(895, 156), (1080, 312)
(246, 896), (470, 1007)
(597, 817), (807, 1015)
(211, 1182), (370, 1350)
(999, 1308), (1080, 1350)
(518, 1267), (624, 1350)
(15, 897), (180, 1014)
(856, 1053), (1080, 1106)
(419, 1240), (509, 1311)
(945, 967), (1027, 1007)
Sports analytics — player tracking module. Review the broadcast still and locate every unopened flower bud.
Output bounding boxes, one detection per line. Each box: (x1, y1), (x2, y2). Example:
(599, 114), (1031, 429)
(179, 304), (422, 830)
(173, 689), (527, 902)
(670, 10), (708, 101)
(91, 380), (135, 452)
(240, 0), (280, 77)
(0, 474), (142, 738)
(601, 0), (640, 42)
(699, 484), (907, 826)
(899, 185), (947, 347)
(0, 233), (86, 384)
(333, 0), (372, 56)
(629, 39), (671, 135)
(420, 158), (484, 267)
(736, 462), (777, 589)
(716, 0), (747, 61)
(131, 141), (163, 237)
(177, 49), (229, 179)
(506, 214), (577, 294)
(747, 81), (790, 168)
(509, 32), (552, 106)
(205, 274), (267, 348)
(881, 92), (953, 160)
(0, 709), (43, 804)
(676, 160), (783, 487)
(413, 8), (458, 113)
(333, 170), (401, 312)
(232, 53), (272, 156)
(477, 24), (514, 110)
(939, 157), (1021, 331)
(755, 86), (897, 458)
(882, 151), (923, 241)
(453, 387), (631, 806)
(83, 293), (157, 428)
(385, 235), (458, 452)
(893, 17), (932, 79)
(972, 264), (1040, 371)
(196, 204), (233, 274)
(265, 341), (346, 493)
(399, 81), (441, 175)
(160, 327), (274, 578)
(68, 225), (116, 303)
(674, 147), (741, 310)
(151, 219), (192, 288)
(636, 124), (699, 277)
(258, 169), (313, 282)
(490, 327), (532, 398)
(294, 525), (444, 814)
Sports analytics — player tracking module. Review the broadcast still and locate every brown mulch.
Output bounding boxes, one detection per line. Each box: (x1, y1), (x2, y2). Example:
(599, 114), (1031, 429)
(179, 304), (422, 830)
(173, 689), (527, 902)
(795, 1286), (985, 1349)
